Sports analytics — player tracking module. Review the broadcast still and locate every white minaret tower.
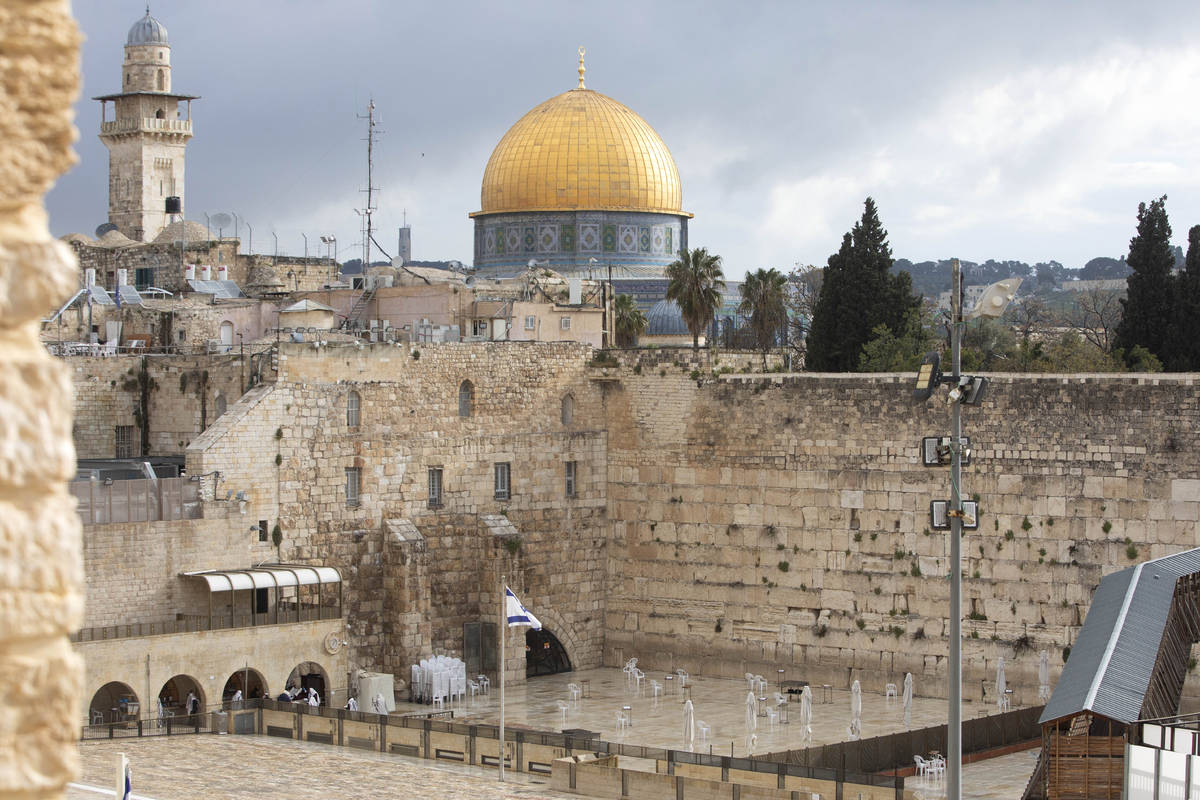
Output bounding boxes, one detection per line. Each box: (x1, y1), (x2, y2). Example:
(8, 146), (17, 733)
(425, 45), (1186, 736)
(95, 8), (198, 242)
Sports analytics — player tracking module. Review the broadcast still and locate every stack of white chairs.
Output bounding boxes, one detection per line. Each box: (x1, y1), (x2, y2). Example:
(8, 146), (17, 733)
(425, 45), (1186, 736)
(623, 658), (639, 688)
(410, 656), (469, 706)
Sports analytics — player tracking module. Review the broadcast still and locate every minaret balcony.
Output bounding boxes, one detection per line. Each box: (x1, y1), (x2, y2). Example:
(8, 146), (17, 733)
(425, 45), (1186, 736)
(100, 117), (192, 136)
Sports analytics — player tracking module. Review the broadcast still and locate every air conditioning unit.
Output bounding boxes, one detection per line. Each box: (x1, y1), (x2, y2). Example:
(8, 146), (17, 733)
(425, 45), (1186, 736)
(205, 339), (222, 354)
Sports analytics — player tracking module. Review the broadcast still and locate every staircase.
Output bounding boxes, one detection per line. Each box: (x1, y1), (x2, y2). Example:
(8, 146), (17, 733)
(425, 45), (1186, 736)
(340, 287), (375, 330)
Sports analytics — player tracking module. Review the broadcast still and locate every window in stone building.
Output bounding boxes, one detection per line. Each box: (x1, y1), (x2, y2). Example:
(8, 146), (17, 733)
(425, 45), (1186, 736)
(155, 107), (164, 119)
(473, 319), (489, 337)
(345, 467), (361, 507)
(428, 468), (443, 509)
(560, 316), (572, 331)
(565, 461), (577, 498)
(115, 425), (135, 459)
(494, 462), (511, 501)
(561, 394), (574, 426)
(524, 315), (536, 330)
(458, 380), (473, 418)
(157, 70), (164, 91)
(257, 520), (268, 542)
(346, 390), (361, 428)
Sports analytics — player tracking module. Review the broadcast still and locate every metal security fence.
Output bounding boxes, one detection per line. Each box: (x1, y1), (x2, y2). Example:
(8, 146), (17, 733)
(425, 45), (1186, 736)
(760, 704), (1044, 774)
(70, 476), (201, 525)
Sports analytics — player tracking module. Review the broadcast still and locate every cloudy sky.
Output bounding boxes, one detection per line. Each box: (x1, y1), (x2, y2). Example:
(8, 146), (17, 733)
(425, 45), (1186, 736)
(48, 1), (1200, 279)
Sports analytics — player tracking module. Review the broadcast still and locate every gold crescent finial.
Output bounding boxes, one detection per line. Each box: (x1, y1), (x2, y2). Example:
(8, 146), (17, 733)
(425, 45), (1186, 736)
(577, 46), (586, 89)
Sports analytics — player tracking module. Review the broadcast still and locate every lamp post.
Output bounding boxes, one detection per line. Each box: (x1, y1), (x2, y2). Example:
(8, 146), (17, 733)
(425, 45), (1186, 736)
(913, 261), (1019, 800)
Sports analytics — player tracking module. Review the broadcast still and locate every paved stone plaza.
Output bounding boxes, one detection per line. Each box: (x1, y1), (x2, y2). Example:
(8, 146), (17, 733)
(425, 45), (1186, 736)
(70, 668), (1039, 799)
(396, 667), (1020, 757)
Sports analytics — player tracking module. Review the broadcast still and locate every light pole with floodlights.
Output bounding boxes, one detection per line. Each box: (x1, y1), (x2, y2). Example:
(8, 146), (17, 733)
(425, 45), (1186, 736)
(913, 259), (1020, 800)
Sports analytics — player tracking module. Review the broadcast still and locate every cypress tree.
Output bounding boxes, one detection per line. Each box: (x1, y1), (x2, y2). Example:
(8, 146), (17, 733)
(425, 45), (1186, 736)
(806, 198), (919, 371)
(1114, 196), (1175, 366)
(1170, 225), (1200, 370)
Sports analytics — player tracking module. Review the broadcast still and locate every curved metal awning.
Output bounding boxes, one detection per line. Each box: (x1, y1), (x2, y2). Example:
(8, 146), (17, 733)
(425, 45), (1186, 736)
(181, 564), (341, 592)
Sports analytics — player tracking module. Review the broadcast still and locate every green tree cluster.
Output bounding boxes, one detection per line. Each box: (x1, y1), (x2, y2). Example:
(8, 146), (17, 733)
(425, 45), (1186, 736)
(806, 198), (920, 371)
(612, 293), (647, 347)
(666, 247), (726, 351)
(738, 268), (788, 369)
(1113, 197), (1200, 369)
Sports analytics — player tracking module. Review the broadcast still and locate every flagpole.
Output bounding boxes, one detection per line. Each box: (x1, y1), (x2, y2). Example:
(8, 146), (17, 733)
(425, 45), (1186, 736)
(499, 573), (506, 783)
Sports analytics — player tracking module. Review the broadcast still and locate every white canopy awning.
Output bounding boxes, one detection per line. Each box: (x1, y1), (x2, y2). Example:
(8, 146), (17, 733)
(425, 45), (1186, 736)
(182, 564), (341, 593)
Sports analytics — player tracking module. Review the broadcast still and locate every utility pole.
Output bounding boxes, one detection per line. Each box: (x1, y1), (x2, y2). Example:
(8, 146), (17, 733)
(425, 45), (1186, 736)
(948, 258), (963, 800)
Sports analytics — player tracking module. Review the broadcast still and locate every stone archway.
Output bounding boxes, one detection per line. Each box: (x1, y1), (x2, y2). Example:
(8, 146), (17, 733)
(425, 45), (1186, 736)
(285, 661), (329, 705)
(222, 667), (268, 702)
(88, 681), (138, 725)
(158, 674), (204, 718)
(530, 606), (587, 671)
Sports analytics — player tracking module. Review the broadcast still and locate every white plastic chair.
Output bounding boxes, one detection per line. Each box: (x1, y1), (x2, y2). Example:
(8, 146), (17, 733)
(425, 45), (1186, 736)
(745, 672), (756, 689)
(676, 668), (688, 688)
(432, 695), (444, 710)
(616, 710), (630, 732)
(697, 720), (710, 742)
(633, 668), (645, 694)
(91, 710), (104, 725)
(477, 674), (490, 694)
(754, 675), (767, 694)
(557, 700), (569, 725)
(650, 680), (662, 700)
(998, 694), (1011, 711)
(567, 683), (581, 706)
(468, 679), (481, 699)
(885, 683), (897, 699)
(913, 755), (929, 779)
(928, 757), (945, 779)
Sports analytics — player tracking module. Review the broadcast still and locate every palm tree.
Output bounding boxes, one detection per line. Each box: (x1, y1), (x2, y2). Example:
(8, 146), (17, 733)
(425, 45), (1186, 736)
(738, 267), (788, 369)
(665, 247), (726, 352)
(612, 293), (647, 347)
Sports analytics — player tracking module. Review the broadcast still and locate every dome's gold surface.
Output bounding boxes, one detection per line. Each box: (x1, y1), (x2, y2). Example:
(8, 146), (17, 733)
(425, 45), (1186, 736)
(475, 88), (686, 216)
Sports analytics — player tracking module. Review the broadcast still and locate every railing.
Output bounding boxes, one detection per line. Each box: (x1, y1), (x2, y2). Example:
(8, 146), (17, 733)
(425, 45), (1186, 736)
(69, 476), (201, 526)
(100, 118), (192, 135)
(759, 704), (1044, 774)
(71, 606), (341, 643)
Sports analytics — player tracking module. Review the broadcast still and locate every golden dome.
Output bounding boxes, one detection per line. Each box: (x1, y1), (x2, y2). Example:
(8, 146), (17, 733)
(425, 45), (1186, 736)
(474, 88), (687, 217)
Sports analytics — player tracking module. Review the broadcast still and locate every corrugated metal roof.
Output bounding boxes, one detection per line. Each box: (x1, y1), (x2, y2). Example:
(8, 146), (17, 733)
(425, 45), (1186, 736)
(1041, 547), (1200, 725)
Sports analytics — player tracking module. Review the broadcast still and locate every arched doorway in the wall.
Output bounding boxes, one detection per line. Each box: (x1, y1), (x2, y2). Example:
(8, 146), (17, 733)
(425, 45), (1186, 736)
(222, 668), (268, 702)
(526, 628), (572, 677)
(158, 675), (204, 718)
(88, 681), (139, 725)
(286, 661), (328, 705)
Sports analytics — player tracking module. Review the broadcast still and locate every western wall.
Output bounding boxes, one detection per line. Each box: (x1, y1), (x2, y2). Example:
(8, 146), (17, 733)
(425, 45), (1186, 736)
(600, 354), (1200, 705)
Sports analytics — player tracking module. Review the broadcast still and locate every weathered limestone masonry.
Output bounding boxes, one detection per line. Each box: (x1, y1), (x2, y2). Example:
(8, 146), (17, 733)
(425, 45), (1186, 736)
(187, 341), (608, 686)
(0, 0), (84, 796)
(71, 353), (256, 458)
(81, 514), (276, 629)
(602, 369), (1200, 705)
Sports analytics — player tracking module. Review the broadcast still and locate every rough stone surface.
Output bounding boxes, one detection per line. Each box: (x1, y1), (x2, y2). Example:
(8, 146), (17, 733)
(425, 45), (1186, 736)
(0, 1), (84, 797)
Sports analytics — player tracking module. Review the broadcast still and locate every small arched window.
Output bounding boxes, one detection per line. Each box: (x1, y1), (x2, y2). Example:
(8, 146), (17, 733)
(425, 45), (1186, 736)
(214, 393), (227, 418)
(458, 380), (473, 418)
(561, 393), (574, 426)
(157, 69), (164, 90)
(347, 390), (361, 428)
(155, 108), (164, 119)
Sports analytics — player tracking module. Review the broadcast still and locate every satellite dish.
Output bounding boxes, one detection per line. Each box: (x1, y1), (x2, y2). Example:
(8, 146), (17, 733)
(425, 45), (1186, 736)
(465, 276), (476, 288)
(391, 256), (405, 268)
(211, 212), (233, 229)
(95, 222), (118, 238)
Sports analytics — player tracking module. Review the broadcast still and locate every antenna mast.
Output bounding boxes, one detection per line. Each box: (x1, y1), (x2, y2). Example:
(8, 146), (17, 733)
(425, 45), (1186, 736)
(356, 99), (381, 269)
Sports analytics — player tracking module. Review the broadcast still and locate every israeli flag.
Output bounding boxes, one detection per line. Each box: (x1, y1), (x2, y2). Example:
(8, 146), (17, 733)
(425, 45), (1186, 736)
(505, 587), (542, 630)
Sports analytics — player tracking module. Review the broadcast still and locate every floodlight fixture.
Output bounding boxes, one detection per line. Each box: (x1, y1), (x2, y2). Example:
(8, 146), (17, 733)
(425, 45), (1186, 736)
(921, 436), (972, 467)
(948, 376), (988, 406)
(912, 352), (942, 402)
(929, 500), (979, 531)
(966, 278), (1022, 320)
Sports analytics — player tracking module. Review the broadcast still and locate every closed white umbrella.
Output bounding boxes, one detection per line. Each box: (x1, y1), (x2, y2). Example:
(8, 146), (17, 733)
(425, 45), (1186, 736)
(1038, 650), (1050, 700)
(902, 673), (913, 728)
(996, 658), (1007, 709)
(682, 699), (695, 751)
(800, 685), (813, 744)
(849, 680), (862, 740)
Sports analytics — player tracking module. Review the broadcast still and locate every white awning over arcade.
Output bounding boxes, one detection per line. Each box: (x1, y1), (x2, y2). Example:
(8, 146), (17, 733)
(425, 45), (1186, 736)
(182, 564), (341, 593)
